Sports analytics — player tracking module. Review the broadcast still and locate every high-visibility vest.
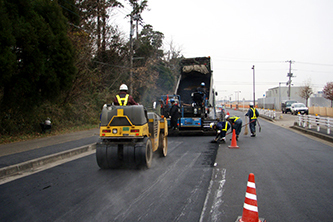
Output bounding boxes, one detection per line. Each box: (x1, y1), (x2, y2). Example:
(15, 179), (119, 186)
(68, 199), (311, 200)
(251, 108), (257, 119)
(223, 121), (229, 131)
(230, 116), (240, 122)
(116, 94), (129, 106)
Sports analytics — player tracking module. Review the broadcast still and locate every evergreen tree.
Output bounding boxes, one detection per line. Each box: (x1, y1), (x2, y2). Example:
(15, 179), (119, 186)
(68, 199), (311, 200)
(0, 0), (76, 134)
(0, 0), (75, 111)
(0, 0), (17, 101)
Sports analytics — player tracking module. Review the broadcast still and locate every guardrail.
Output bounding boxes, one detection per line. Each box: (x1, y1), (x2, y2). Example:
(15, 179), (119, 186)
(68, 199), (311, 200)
(258, 108), (277, 120)
(297, 115), (331, 134)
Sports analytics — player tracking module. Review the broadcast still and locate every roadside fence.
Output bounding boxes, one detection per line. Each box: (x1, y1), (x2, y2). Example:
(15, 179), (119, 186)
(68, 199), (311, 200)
(298, 115), (331, 135)
(258, 108), (277, 120)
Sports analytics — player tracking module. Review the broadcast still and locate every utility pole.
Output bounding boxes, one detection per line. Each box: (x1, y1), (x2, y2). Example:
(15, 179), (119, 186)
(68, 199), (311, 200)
(129, 16), (134, 95)
(235, 91), (241, 104)
(252, 65), (255, 107)
(286, 60), (295, 100)
(133, 14), (140, 40)
(278, 82), (284, 110)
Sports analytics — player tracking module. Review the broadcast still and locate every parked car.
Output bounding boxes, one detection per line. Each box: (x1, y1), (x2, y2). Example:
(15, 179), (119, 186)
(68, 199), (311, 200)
(290, 103), (308, 115)
(281, 100), (298, 113)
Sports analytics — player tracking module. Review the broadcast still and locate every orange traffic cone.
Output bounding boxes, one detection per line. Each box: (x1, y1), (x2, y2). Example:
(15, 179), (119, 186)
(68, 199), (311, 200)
(228, 129), (239, 149)
(236, 173), (265, 222)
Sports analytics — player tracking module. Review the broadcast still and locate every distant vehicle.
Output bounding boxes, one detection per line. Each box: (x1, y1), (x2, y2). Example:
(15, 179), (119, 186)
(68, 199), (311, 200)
(290, 103), (308, 115)
(281, 100), (298, 113)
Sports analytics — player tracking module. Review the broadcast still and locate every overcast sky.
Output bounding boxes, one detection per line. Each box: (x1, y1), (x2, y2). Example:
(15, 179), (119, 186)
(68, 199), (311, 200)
(114, 0), (333, 101)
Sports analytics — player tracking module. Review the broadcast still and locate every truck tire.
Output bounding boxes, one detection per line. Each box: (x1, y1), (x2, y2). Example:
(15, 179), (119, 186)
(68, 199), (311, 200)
(135, 138), (152, 168)
(158, 134), (168, 157)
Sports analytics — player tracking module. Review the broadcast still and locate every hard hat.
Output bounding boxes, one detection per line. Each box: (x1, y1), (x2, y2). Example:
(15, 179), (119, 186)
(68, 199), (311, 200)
(225, 115), (230, 119)
(170, 98), (175, 103)
(119, 84), (128, 91)
(201, 82), (205, 86)
(210, 122), (216, 128)
(249, 102), (254, 106)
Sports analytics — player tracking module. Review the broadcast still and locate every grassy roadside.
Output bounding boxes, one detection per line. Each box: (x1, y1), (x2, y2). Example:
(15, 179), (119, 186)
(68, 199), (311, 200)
(0, 124), (99, 145)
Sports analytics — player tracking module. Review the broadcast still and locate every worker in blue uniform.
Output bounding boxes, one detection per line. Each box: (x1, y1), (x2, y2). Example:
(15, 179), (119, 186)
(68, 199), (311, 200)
(210, 121), (231, 143)
(245, 102), (259, 137)
(225, 115), (242, 140)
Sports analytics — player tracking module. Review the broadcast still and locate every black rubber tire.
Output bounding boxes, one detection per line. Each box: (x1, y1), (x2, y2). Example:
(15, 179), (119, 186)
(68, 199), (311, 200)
(96, 143), (121, 169)
(123, 145), (135, 166)
(135, 138), (153, 168)
(158, 134), (168, 157)
(96, 143), (109, 169)
(106, 144), (122, 168)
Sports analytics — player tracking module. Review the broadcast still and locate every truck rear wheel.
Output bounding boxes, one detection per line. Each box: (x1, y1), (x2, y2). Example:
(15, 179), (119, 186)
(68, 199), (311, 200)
(135, 138), (152, 168)
(158, 134), (168, 157)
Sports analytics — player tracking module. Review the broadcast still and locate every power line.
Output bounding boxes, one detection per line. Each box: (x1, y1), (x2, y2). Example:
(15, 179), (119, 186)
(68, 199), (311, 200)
(215, 81), (284, 85)
(61, 0), (80, 10)
(297, 61), (333, 66)
(214, 58), (285, 64)
(213, 57), (333, 67)
(93, 60), (129, 69)
(59, 4), (80, 17)
(296, 69), (332, 74)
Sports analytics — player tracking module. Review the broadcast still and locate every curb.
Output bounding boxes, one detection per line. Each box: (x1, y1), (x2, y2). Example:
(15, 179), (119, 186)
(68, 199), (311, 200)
(290, 125), (333, 143)
(0, 143), (96, 179)
(259, 115), (275, 122)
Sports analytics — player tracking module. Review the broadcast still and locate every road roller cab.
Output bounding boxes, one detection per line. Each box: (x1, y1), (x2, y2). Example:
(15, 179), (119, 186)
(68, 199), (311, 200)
(96, 105), (168, 169)
(100, 105), (149, 138)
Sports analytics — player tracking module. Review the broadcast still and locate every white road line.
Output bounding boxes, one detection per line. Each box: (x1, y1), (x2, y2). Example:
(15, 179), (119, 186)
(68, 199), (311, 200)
(199, 168), (227, 222)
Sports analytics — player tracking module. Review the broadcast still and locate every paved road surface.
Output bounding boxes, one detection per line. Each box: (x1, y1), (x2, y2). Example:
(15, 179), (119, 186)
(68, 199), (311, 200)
(202, 109), (333, 221)
(0, 110), (332, 221)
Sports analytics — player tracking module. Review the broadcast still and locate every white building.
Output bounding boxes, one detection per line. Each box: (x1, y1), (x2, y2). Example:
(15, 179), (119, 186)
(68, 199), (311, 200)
(258, 86), (330, 110)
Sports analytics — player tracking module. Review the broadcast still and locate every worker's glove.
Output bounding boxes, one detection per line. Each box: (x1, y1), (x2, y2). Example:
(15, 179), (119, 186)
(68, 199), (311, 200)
(217, 130), (221, 134)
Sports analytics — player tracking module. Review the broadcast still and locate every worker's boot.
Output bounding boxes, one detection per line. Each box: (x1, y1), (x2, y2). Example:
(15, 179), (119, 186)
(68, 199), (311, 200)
(220, 137), (226, 143)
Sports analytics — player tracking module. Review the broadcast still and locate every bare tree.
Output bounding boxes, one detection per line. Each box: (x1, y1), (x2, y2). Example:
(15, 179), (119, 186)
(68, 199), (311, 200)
(323, 82), (333, 107)
(299, 80), (313, 107)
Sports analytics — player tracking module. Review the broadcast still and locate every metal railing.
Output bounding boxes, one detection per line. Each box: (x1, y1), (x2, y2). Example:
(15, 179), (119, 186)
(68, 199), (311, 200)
(258, 108), (277, 120)
(297, 115), (331, 134)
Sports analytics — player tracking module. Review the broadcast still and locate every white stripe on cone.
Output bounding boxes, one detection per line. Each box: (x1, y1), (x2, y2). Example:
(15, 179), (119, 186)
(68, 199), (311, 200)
(243, 202), (258, 212)
(245, 192), (257, 200)
(247, 181), (255, 188)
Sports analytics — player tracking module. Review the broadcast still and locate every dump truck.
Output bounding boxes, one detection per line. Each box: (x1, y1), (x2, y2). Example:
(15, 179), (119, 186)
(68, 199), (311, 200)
(96, 104), (168, 169)
(160, 56), (218, 134)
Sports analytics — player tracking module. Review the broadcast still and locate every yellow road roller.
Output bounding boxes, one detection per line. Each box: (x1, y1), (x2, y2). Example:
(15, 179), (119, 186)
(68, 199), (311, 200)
(96, 105), (168, 169)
